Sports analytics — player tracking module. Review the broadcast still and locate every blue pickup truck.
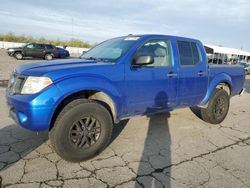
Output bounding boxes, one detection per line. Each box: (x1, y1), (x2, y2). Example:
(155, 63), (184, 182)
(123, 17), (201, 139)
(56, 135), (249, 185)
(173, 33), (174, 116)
(6, 34), (245, 161)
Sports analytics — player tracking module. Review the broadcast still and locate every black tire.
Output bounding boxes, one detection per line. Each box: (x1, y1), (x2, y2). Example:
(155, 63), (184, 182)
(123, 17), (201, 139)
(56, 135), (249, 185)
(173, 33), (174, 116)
(14, 52), (23, 60)
(200, 88), (230, 124)
(49, 99), (113, 162)
(45, 53), (53, 60)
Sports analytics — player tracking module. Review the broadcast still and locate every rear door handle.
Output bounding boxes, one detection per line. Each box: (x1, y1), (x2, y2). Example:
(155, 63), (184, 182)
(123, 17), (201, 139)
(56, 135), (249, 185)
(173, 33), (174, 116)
(167, 72), (177, 77)
(198, 71), (206, 76)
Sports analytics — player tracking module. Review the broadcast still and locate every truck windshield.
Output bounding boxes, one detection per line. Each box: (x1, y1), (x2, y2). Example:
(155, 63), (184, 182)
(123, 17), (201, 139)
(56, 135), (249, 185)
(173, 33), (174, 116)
(80, 36), (140, 62)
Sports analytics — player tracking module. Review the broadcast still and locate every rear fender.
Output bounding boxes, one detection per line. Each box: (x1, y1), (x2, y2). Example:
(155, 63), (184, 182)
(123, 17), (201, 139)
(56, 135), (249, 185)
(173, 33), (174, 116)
(200, 73), (232, 105)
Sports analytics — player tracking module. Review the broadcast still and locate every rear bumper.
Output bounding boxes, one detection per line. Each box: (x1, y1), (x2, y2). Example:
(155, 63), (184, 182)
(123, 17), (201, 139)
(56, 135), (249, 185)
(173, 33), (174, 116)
(58, 52), (70, 58)
(6, 84), (63, 131)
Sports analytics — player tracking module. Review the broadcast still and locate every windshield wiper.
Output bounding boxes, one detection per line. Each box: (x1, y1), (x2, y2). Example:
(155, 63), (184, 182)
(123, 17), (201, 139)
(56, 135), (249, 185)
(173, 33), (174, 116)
(81, 57), (112, 63)
(81, 57), (97, 60)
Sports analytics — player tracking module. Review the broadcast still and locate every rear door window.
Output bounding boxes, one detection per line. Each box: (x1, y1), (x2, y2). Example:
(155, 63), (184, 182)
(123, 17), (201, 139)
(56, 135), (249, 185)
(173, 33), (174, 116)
(177, 41), (201, 66)
(191, 42), (200, 64)
(46, 45), (54, 50)
(35, 44), (45, 50)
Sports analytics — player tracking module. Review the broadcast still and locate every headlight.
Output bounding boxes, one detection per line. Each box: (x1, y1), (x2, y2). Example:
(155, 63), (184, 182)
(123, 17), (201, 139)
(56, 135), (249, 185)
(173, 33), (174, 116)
(21, 76), (53, 94)
(8, 49), (14, 52)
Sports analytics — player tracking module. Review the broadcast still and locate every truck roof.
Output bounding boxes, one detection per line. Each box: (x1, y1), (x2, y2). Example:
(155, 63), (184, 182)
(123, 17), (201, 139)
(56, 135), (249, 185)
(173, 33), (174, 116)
(122, 34), (201, 43)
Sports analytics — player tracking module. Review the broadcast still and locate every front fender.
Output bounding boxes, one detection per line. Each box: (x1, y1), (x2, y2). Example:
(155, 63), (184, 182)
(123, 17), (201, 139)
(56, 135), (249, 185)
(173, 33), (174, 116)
(54, 75), (123, 120)
(200, 73), (232, 105)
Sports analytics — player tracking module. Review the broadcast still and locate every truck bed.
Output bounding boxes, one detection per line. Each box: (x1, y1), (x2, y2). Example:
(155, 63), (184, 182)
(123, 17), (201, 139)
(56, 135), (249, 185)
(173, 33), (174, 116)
(209, 64), (245, 96)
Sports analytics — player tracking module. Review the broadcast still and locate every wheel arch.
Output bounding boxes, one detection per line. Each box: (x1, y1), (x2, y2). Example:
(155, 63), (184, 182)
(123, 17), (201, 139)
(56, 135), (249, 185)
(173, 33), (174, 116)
(49, 89), (118, 131)
(14, 51), (24, 56)
(200, 73), (232, 105)
(216, 82), (231, 96)
(14, 50), (23, 54)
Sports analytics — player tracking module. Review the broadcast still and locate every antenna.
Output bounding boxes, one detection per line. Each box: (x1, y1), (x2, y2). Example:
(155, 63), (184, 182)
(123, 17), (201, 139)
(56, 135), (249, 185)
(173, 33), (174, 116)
(71, 17), (74, 40)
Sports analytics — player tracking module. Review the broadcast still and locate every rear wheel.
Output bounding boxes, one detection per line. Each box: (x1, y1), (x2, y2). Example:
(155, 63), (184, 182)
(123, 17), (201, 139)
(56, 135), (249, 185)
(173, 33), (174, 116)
(45, 53), (53, 60)
(14, 52), (23, 60)
(49, 99), (113, 162)
(200, 89), (230, 124)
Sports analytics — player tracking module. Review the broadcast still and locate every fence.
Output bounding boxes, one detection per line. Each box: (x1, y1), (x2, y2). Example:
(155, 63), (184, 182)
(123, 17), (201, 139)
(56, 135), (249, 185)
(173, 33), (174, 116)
(0, 41), (89, 54)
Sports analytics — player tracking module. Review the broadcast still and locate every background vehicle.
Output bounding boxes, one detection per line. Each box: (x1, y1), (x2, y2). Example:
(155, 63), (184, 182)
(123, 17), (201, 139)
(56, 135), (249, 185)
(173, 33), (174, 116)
(207, 53), (229, 64)
(6, 35), (245, 162)
(56, 47), (70, 58)
(239, 61), (250, 74)
(7, 43), (69, 60)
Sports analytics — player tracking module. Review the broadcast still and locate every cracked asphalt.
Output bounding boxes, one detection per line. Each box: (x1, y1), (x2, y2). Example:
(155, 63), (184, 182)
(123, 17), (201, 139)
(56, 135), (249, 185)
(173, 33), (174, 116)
(1, 50), (250, 187)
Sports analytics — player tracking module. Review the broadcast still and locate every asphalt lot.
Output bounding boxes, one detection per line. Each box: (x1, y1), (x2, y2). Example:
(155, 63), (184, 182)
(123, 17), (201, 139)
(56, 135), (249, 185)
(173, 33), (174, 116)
(0, 49), (250, 187)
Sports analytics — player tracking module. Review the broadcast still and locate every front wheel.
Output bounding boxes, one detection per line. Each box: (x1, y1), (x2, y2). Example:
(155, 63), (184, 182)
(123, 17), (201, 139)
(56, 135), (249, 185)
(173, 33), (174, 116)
(45, 54), (53, 60)
(49, 99), (113, 162)
(200, 89), (230, 124)
(14, 52), (23, 60)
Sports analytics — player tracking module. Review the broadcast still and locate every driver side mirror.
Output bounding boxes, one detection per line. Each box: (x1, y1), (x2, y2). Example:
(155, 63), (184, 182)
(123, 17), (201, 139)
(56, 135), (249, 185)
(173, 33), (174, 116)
(133, 55), (154, 66)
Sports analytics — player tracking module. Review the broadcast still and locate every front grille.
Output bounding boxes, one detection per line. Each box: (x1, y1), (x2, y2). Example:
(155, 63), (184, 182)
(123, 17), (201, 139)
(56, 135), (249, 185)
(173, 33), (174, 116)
(7, 72), (26, 95)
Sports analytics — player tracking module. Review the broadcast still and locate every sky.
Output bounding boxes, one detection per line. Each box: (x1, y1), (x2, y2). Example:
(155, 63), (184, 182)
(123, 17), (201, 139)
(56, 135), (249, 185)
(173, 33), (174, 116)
(0, 0), (250, 51)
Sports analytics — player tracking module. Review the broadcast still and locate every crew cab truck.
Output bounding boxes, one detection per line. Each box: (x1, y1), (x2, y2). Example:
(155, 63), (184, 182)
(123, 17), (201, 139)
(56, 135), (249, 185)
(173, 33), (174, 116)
(6, 35), (245, 162)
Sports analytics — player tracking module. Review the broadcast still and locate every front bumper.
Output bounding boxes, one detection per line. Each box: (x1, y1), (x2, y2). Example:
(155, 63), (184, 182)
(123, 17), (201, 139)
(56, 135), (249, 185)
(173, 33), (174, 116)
(7, 51), (15, 56)
(6, 84), (63, 131)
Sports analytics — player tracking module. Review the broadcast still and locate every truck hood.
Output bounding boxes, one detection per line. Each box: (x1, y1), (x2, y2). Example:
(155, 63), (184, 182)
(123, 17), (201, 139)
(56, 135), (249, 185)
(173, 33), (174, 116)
(16, 58), (115, 81)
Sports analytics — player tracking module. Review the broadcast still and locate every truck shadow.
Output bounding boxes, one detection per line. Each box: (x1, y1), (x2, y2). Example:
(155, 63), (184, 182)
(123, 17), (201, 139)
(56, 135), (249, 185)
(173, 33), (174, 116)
(0, 120), (129, 173)
(136, 112), (171, 187)
(189, 106), (203, 120)
(136, 91), (171, 187)
(0, 124), (48, 172)
(110, 119), (130, 144)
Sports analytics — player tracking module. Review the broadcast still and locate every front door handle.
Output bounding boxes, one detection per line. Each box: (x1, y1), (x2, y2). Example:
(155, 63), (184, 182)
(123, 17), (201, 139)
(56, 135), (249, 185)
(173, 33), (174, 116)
(167, 72), (177, 77)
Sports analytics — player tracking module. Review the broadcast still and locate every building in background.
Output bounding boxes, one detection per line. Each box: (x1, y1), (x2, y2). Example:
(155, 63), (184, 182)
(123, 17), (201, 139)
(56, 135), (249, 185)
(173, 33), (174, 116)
(204, 44), (250, 64)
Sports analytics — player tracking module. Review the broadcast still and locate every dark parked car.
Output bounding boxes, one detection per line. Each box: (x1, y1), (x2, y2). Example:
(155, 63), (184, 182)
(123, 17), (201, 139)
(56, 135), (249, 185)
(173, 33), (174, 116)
(7, 43), (69, 60)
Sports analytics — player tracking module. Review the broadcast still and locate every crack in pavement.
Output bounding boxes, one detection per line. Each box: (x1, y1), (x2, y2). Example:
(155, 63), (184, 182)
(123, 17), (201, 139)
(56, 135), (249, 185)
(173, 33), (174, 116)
(1, 131), (250, 188)
(220, 165), (250, 188)
(201, 155), (250, 188)
(1, 133), (250, 187)
(135, 137), (250, 179)
(0, 137), (250, 187)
